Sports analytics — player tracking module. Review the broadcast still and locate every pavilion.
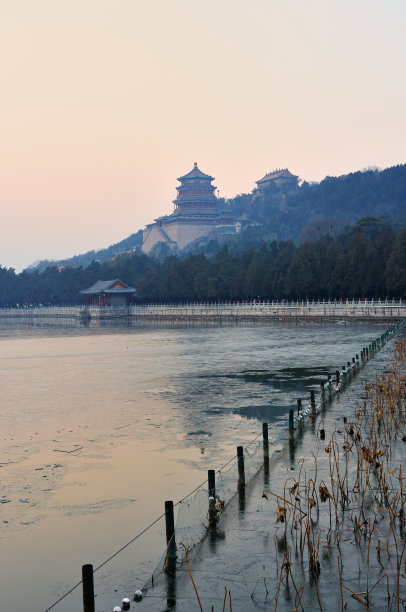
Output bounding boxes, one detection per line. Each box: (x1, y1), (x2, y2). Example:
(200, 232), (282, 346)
(80, 279), (136, 307)
(255, 168), (298, 191)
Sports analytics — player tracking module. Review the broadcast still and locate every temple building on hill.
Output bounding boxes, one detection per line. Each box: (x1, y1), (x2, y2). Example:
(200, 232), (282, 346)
(142, 163), (240, 254)
(255, 168), (299, 191)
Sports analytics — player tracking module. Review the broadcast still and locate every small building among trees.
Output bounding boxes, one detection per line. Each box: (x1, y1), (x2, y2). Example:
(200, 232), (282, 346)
(80, 279), (136, 307)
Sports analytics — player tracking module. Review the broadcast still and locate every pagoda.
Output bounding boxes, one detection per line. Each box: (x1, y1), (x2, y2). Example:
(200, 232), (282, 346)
(142, 163), (239, 254)
(173, 163), (217, 214)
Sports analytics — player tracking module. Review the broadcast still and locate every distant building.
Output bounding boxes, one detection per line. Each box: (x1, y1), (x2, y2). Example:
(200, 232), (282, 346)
(80, 279), (136, 307)
(255, 168), (298, 191)
(142, 163), (239, 254)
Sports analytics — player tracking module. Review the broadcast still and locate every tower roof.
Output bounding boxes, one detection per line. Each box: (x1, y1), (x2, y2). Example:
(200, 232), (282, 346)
(178, 162), (214, 182)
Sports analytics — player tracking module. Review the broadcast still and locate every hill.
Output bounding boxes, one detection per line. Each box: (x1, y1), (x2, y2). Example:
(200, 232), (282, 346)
(2, 217), (406, 305)
(25, 230), (144, 273)
(183, 164), (406, 257)
(24, 164), (406, 270)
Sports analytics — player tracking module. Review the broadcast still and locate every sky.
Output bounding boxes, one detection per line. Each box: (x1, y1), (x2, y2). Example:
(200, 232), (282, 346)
(1, 0), (405, 272)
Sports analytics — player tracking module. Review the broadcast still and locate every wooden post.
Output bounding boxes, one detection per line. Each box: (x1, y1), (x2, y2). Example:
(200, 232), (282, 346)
(237, 446), (245, 490)
(310, 390), (316, 416)
(289, 409), (294, 436)
(296, 398), (303, 430)
(82, 564), (95, 612)
(208, 469), (216, 498)
(208, 470), (216, 530)
(335, 370), (340, 385)
(262, 423), (269, 462)
(288, 409), (295, 460)
(320, 383), (325, 406)
(263, 423), (270, 485)
(165, 500), (175, 545)
(165, 501), (177, 572)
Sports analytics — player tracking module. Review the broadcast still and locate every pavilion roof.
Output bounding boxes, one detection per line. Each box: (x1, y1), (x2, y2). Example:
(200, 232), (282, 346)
(256, 168), (298, 184)
(178, 162), (214, 182)
(80, 279), (136, 295)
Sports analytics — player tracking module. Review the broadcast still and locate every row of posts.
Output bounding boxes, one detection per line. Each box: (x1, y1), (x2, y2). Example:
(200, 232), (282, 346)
(163, 429), (269, 576)
(80, 420), (296, 610)
(80, 321), (403, 610)
(287, 322), (402, 440)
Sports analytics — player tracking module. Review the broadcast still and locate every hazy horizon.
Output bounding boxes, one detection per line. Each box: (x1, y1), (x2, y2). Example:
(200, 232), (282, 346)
(2, 1), (405, 272)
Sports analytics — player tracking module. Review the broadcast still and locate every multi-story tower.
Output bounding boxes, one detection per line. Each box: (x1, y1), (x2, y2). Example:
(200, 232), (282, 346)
(142, 163), (237, 254)
(173, 163), (217, 214)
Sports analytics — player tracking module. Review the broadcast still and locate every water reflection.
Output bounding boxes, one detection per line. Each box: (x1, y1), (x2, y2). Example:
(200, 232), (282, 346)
(165, 572), (176, 609)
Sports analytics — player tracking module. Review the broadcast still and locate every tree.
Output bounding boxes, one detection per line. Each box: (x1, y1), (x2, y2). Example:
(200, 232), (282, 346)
(385, 230), (406, 296)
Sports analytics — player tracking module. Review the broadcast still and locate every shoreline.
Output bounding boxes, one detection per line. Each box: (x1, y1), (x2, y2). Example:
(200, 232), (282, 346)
(0, 301), (405, 325)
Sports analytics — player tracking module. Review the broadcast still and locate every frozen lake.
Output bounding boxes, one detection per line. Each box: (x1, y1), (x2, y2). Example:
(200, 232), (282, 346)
(0, 320), (389, 611)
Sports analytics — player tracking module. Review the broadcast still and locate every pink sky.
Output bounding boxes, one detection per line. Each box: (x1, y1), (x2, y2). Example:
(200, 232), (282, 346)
(1, 0), (405, 271)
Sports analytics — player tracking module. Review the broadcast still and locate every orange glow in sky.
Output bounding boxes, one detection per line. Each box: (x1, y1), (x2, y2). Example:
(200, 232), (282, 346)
(1, 0), (405, 271)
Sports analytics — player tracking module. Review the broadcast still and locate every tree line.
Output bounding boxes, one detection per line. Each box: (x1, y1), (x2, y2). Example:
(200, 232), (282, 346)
(0, 219), (405, 306)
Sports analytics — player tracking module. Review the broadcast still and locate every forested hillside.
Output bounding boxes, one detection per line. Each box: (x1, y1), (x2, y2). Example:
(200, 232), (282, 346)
(1, 219), (405, 305)
(187, 164), (406, 256)
(25, 230), (144, 273)
(24, 164), (406, 270)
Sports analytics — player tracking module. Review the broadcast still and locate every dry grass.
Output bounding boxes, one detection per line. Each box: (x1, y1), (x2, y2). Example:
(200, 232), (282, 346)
(262, 334), (406, 611)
